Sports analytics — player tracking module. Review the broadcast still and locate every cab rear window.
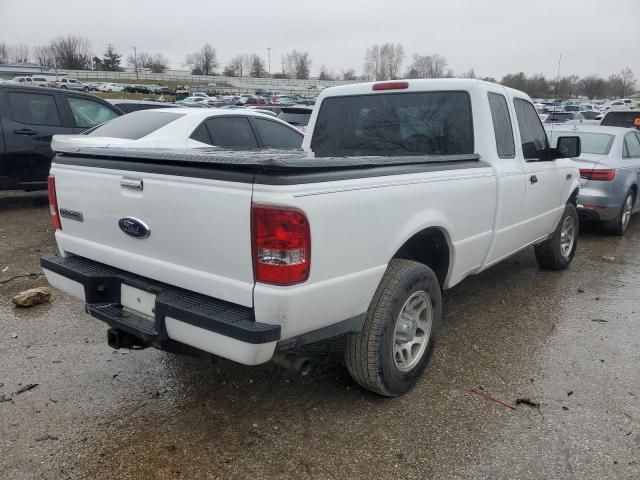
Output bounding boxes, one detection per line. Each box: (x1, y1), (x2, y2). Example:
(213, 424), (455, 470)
(310, 91), (473, 157)
(601, 111), (640, 129)
(85, 111), (184, 139)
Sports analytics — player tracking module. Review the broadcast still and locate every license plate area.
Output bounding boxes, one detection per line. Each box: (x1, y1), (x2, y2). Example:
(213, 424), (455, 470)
(120, 284), (156, 322)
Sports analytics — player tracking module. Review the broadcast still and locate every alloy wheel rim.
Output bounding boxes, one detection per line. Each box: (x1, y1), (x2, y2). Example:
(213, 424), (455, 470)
(393, 291), (433, 372)
(560, 216), (576, 258)
(621, 195), (633, 231)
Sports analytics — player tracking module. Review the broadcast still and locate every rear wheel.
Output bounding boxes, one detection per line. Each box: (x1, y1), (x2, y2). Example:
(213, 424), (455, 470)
(606, 191), (634, 236)
(344, 259), (442, 397)
(535, 204), (578, 270)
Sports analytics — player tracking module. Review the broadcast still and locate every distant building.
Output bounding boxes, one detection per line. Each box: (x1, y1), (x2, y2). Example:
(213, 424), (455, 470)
(0, 63), (64, 80)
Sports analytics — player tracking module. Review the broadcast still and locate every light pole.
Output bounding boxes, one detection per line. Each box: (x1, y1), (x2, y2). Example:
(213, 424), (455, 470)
(132, 46), (138, 80)
(267, 47), (271, 77)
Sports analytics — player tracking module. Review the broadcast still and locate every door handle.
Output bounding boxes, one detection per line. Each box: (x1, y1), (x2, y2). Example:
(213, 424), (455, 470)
(13, 128), (37, 136)
(529, 175), (538, 184)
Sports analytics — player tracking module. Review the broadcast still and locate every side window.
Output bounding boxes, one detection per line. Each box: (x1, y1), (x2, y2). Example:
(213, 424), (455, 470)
(513, 98), (547, 160)
(8, 92), (61, 126)
(624, 133), (640, 158)
(190, 123), (212, 144)
(253, 118), (303, 149)
(66, 97), (119, 128)
(487, 93), (515, 158)
(204, 117), (258, 148)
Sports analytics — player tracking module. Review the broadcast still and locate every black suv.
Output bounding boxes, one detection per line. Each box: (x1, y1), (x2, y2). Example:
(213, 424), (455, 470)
(0, 85), (122, 191)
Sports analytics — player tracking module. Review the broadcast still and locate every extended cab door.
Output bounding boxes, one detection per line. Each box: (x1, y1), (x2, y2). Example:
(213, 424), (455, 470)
(512, 97), (563, 239)
(482, 89), (528, 265)
(0, 88), (75, 188)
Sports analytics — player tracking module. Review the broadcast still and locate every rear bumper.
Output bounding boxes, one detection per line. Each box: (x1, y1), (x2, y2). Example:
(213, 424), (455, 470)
(41, 254), (280, 365)
(577, 189), (620, 222)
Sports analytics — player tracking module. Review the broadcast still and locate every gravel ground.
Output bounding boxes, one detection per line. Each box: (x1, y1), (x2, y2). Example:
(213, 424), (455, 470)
(0, 191), (638, 480)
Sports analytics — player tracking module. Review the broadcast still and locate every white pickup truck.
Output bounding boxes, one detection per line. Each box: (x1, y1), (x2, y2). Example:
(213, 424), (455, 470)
(42, 79), (582, 396)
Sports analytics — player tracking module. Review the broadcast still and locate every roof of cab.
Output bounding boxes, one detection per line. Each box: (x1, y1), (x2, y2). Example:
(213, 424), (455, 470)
(318, 78), (525, 98)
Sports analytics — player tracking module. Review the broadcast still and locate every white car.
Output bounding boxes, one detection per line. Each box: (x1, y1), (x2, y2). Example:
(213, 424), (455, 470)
(8, 75), (54, 87)
(51, 108), (304, 150)
(55, 78), (89, 91)
(43, 79), (581, 397)
(98, 83), (124, 93)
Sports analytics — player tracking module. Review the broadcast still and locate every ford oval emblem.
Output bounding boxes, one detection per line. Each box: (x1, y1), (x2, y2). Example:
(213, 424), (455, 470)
(118, 217), (150, 239)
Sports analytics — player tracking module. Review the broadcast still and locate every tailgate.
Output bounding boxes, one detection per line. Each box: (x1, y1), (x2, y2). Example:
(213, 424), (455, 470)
(50, 162), (255, 307)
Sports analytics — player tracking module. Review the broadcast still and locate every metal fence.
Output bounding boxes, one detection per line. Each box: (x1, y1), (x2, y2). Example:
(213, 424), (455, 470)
(58, 69), (358, 94)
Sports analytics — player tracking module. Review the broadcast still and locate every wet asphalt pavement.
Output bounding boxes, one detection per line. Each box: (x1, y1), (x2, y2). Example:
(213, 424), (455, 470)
(0, 191), (638, 480)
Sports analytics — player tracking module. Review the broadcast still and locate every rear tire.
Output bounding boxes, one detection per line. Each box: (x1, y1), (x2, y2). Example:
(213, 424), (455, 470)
(344, 259), (442, 397)
(605, 191), (634, 236)
(535, 204), (578, 270)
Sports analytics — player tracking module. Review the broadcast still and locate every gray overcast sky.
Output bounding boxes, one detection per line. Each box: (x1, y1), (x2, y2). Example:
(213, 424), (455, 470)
(1, 0), (639, 79)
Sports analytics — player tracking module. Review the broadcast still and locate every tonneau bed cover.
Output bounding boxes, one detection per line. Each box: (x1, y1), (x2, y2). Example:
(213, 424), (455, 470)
(54, 147), (481, 171)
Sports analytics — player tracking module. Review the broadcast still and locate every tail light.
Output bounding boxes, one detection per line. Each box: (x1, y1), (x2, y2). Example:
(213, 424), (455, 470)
(47, 175), (61, 230)
(372, 81), (409, 91)
(579, 168), (616, 181)
(252, 204), (310, 285)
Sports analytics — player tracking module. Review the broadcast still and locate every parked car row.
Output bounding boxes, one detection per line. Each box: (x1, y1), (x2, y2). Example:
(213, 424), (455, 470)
(2, 80), (639, 241)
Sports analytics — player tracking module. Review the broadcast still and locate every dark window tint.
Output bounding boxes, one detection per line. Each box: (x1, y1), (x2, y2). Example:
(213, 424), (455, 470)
(205, 117), (258, 148)
(253, 118), (303, 148)
(8, 92), (61, 126)
(624, 133), (640, 158)
(544, 112), (574, 123)
(190, 123), (212, 144)
(277, 108), (312, 126)
(310, 91), (474, 157)
(115, 103), (174, 114)
(86, 111), (183, 139)
(67, 97), (119, 128)
(513, 98), (547, 159)
(601, 111), (640, 129)
(581, 111), (601, 120)
(487, 93), (515, 158)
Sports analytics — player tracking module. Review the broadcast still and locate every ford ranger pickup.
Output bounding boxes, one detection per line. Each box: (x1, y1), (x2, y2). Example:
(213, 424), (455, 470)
(41, 79), (581, 396)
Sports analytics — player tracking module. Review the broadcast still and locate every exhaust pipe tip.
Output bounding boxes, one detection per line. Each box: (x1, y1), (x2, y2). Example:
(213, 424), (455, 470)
(271, 352), (313, 376)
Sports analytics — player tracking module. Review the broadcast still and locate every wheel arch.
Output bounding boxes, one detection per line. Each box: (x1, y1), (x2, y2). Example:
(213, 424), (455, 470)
(392, 226), (452, 287)
(568, 187), (579, 206)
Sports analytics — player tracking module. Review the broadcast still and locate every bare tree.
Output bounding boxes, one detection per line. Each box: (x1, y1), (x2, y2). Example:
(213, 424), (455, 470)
(282, 51), (311, 80)
(8, 43), (30, 63)
(32, 45), (56, 67)
(406, 54), (448, 79)
(363, 45), (380, 80)
(460, 68), (476, 79)
(619, 67), (636, 98)
(319, 65), (335, 81)
(147, 53), (169, 73)
(578, 75), (606, 99)
(185, 44), (218, 76)
(249, 54), (267, 78)
(363, 43), (404, 80)
(50, 35), (92, 69)
(342, 68), (356, 81)
(224, 54), (251, 77)
(0, 42), (7, 63)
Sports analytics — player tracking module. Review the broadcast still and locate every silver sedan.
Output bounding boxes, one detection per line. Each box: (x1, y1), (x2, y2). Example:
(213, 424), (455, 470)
(547, 125), (640, 235)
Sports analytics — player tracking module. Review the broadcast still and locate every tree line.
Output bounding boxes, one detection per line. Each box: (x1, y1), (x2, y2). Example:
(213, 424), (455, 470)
(361, 42), (637, 99)
(1, 37), (637, 97)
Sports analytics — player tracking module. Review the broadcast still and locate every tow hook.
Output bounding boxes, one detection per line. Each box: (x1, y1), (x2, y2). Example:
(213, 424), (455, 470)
(107, 328), (149, 350)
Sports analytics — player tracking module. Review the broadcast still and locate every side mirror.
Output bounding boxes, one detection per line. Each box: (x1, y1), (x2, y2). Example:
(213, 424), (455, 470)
(555, 136), (581, 158)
